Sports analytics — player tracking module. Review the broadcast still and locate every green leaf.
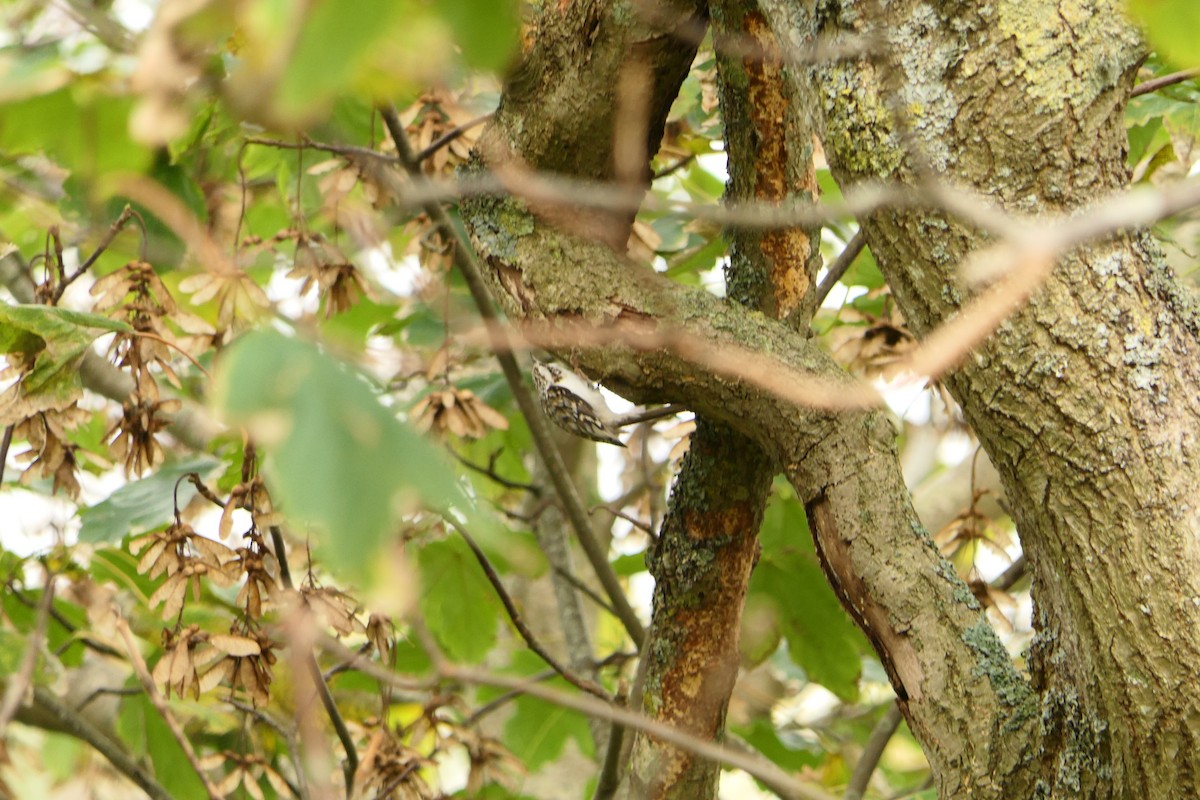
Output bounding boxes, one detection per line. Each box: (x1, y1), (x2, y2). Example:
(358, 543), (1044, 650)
(1127, 0), (1200, 69)
(612, 552), (648, 577)
(664, 236), (728, 279)
(0, 589), (87, 668)
(274, 0), (409, 121)
(78, 456), (223, 543)
(0, 630), (26, 676)
(746, 488), (867, 700)
(0, 86), (152, 186)
(0, 304), (131, 424)
(228, 0), (454, 126)
(731, 717), (823, 771)
(416, 537), (499, 663)
(750, 560), (862, 701)
(120, 694), (207, 798)
(90, 544), (157, 605)
(434, 0), (520, 72)
(503, 691), (594, 769)
(213, 331), (468, 579)
(839, 244), (884, 291)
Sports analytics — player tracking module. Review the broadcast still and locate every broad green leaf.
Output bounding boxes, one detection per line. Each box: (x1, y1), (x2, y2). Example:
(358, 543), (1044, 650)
(435, 0), (520, 72)
(416, 537), (499, 663)
(0, 630), (25, 675)
(226, 0), (449, 126)
(750, 559), (863, 701)
(78, 456), (223, 543)
(0, 86), (151, 185)
(1127, 0), (1200, 69)
(0, 304), (131, 424)
(665, 236), (728, 279)
(0, 589), (86, 667)
(612, 552), (648, 577)
(844, 248), (883, 292)
(120, 694), (208, 798)
(757, 483), (810, 553)
(470, 650), (595, 768)
(504, 692), (595, 769)
(213, 331), (467, 578)
(731, 717), (823, 771)
(90, 544), (157, 605)
(747, 488), (867, 700)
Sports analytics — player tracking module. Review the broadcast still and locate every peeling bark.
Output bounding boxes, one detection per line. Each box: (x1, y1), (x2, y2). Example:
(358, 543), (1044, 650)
(619, 1), (821, 794)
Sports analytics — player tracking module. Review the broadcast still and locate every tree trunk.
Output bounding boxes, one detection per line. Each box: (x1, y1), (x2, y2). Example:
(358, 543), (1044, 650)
(463, 0), (1200, 798)
(780, 0), (1200, 795)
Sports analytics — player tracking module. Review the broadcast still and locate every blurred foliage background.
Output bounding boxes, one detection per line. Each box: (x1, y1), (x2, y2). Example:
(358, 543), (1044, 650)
(0, 1), (1197, 798)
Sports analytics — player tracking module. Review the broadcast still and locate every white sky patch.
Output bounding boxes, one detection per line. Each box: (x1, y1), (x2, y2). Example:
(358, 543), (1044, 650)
(937, 428), (975, 466)
(700, 257), (728, 297)
(266, 256), (319, 318)
(0, 464), (125, 556)
(113, 0), (156, 32)
(877, 375), (931, 424)
(697, 149), (728, 183)
(361, 244), (423, 297)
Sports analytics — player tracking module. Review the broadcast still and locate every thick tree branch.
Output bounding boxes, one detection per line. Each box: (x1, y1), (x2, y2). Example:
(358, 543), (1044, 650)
(24, 686), (171, 800)
(774, 1), (1200, 796)
(621, 2), (823, 796)
(459, 4), (1026, 796)
(376, 105), (647, 648)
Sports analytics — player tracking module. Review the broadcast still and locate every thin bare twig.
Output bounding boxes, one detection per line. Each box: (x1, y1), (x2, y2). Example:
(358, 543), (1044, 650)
(244, 135), (399, 164)
(1131, 68), (1200, 98)
(451, 448), (542, 495)
(31, 685), (171, 800)
(613, 404), (688, 428)
(448, 520), (611, 700)
(305, 653), (358, 795)
(378, 103), (647, 648)
(815, 230), (867, 307)
(266, 525), (358, 793)
(115, 615), (225, 800)
(0, 424), (12, 485)
(844, 703), (904, 800)
(52, 205), (147, 304)
(186, 473), (227, 508)
(591, 683), (629, 800)
(465, 668), (558, 725)
(992, 553), (1028, 592)
(321, 629), (836, 799)
(226, 700), (308, 800)
(0, 573), (55, 731)
(590, 505), (656, 536)
(414, 113), (495, 162)
(652, 154), (696, 181)
(402, 624), (837, 800)
(4, 579), (122, 659)
(551, 564), (620, 617)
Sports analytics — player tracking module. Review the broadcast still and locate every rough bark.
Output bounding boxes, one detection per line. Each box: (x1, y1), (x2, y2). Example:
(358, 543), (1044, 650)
(464, 3), (1029, 796)
(772, 0), (1200, 796)
(623, 423), (773, 798)
(619, 2), (822, 795)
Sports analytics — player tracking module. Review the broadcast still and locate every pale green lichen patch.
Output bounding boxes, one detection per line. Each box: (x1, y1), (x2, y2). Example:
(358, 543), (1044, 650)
(460, 193), (536, 261)
(995, 0), (1139, 113)
(818, 61), (905, 178)
(893, 3), (962, 171)
(963, 620), (1035, 723)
